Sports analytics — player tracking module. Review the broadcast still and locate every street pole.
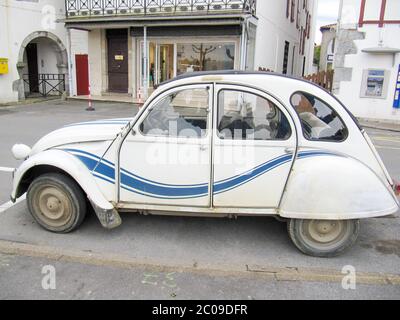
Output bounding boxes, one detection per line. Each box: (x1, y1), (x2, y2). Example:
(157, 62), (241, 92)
(86, 55), (95, 111)
(66, 28), (73, 98)
(143, 25), (148, 100)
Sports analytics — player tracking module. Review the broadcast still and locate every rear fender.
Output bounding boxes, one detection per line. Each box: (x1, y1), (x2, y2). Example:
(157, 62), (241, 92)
(279, 154), (399, 220)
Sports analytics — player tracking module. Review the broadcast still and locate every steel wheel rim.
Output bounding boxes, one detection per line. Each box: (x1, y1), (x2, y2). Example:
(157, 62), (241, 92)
(33, 186), (73, 227)
(301, 220), (350, 249)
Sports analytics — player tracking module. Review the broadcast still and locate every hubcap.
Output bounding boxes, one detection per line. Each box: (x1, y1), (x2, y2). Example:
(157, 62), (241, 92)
(304, 220), (346, 244)
(34, 186), (73, 227)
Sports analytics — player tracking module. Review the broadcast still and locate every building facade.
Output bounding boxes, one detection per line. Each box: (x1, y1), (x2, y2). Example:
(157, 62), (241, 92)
(334, 0), (400, 122)
(0, 0), (69, 104)
(255, 0), (317, 76)
(0, 1), (317, 104)
(64, 0), (317, 100)
(319, 23), (336, 71)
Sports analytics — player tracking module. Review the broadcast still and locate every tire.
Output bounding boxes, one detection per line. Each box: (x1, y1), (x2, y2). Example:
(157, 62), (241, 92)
(287, 219), (360, 257)
(27, 173), (87, 233)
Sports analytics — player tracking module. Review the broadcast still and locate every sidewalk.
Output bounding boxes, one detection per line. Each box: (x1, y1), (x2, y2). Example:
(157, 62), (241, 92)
(358, 118), (400, 132)
(68, 94), (144, 105)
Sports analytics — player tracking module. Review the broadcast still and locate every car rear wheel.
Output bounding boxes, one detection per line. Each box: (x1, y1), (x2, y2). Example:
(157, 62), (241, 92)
(27, 173), (86, 233)
(287, 219), (360, 257)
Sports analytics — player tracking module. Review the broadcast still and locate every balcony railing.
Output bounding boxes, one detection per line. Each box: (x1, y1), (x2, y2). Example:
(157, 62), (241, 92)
(65, 0), (257, 18)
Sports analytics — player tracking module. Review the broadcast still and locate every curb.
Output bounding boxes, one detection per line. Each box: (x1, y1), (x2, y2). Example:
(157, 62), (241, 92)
(67, 97), (142, 106)
(0, 97), (61, 108)
(0, 240), (399, 286)
(361, 124), (400, 133)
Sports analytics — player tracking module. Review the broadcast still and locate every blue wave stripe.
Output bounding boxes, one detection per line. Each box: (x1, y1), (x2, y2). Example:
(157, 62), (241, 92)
(67, 149), (209, 198)
(214, 154), (293, 194)
(119, 170), (209, 198)
(65, 148), (209, 188)
(65, 149), (338, 199)
(64, 148), (116, 167)
(215, 154), (292, 185)
(120, 182), (208, 200)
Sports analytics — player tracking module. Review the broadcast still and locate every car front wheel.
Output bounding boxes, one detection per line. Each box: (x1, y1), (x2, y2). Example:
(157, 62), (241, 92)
(27, 173), (87, 233)
(287, 219), (360, 257)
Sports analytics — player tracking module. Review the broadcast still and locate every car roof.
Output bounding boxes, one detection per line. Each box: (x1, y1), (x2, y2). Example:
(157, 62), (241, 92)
(160, 70), (300, 86)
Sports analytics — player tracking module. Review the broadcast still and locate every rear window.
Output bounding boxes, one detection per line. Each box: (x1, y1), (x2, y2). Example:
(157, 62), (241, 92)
(290, 92), (348, 142)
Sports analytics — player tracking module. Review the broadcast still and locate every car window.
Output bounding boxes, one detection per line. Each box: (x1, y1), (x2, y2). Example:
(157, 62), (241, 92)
(217, 90), (292, 141)
(291, 92), (348, 141)
(140, 88), (209, 138)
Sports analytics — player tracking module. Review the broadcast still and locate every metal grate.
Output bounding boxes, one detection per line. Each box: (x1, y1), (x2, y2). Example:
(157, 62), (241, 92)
(23, 74), (66, 97)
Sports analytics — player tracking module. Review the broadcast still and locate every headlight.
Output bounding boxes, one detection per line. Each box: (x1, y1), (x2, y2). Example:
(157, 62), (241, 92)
(12, 144), (31, 160)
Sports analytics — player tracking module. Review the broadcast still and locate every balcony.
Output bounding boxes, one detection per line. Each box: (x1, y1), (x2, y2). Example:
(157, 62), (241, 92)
(65, 0), (257, 19)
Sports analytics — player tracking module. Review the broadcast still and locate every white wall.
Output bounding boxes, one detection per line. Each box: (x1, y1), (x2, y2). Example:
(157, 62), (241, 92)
(254, 0), (317, 76)
(0, 0), (67, 103)
(36, 38), (59, 74)
(336, 0), (400, 121)
(0, 1), (15, 102)
(88, 29), (104, 96)
(70, 29), (89, 96)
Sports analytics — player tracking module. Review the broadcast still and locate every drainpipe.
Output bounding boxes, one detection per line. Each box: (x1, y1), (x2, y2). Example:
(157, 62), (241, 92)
(337, 0), (344, 29)
(143, 25), (148, 99)
(66, 28), (73, 97)
(240, 18), (248, 70)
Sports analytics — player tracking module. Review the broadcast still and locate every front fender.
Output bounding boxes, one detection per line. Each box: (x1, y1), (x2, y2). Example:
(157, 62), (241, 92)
(11, 149), (121, 229)
(279, 155), (399, 220)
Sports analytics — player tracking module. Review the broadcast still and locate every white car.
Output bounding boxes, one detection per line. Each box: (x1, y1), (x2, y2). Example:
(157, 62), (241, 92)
(10, 71), (400, 257)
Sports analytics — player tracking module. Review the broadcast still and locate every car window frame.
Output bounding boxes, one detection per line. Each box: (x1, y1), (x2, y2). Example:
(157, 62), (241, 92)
(290, 91), (349, 143)
(137, 84), (212, 140)
(216, 88), (293, 142)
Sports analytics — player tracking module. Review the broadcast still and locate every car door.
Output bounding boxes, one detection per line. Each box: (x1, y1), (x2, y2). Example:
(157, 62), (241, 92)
(119, 84), (212, 207)
(212, 84), (297, 208)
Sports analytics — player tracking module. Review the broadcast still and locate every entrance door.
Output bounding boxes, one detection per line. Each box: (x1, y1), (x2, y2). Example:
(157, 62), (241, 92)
(26, 43), (39, 93)
(107, 29), (128, 93)
(119, 84), (212, 207)
(75, 54), (89, 95)
(141, 42), (175, 91)
(213, 84), (296, 208)
(157, 44), (174, 84)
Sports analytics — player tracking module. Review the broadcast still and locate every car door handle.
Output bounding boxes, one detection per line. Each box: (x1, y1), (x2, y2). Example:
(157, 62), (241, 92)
(199, 145), (207, 151)
(284, 147), (295, 154)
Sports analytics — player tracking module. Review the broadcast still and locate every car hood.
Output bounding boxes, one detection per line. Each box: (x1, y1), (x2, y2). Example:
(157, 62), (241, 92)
(30, 118), (133, 155)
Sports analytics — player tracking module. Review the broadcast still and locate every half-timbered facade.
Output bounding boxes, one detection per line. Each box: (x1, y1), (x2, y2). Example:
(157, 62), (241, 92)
(334, 0), (400, 122)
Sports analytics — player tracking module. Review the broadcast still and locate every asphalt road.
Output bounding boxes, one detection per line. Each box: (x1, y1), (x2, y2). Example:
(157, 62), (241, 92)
(0, 99), (399, 300)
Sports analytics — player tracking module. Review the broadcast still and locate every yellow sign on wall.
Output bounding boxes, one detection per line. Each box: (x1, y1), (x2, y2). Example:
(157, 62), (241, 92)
(0, 58), (8, 75)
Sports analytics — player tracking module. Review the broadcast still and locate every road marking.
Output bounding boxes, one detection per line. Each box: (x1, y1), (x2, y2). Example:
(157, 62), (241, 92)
(371, 137), (400, 143)
(0, 239), (398, 286)
(0, 167), (14, 173)
(0, 194), (26, 213)
(375, 145), (400, 151)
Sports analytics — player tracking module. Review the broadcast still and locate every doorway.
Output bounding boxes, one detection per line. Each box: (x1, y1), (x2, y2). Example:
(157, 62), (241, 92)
(26, 43), (39, 93)
(158, 44), (174, 84)
(75, 54), (89, 95)
(107, 29), (128, 93)
(144, 42), (175, 91)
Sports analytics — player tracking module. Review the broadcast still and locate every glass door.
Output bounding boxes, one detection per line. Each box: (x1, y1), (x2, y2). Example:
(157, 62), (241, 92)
(157, 44), (174, 85)
(140, 42), (175, 93)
